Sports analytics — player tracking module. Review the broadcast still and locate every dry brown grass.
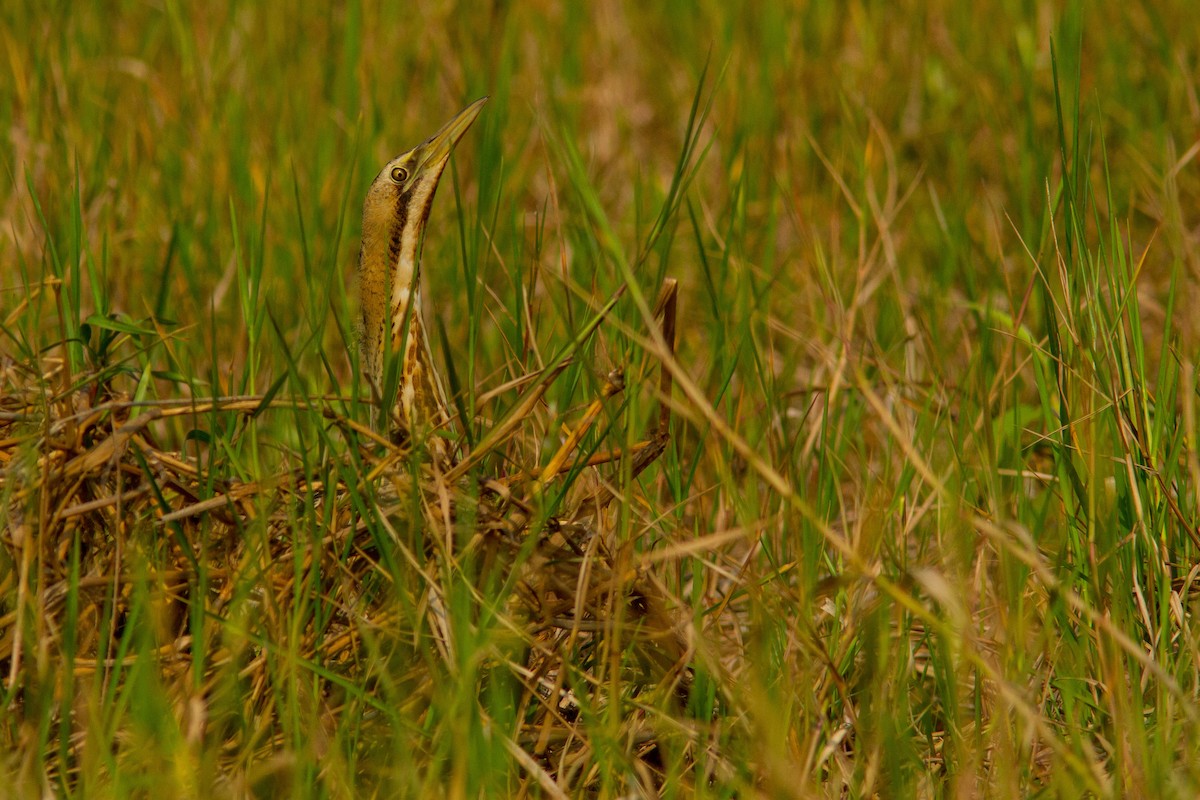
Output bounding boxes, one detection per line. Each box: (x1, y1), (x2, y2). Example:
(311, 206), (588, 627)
(1, 276), (731, 796)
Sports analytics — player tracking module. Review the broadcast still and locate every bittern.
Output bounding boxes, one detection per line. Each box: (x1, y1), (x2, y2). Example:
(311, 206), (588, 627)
(358, 97), (487, 458)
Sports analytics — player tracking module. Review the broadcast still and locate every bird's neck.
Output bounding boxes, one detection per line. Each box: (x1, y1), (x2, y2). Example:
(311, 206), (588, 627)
(391, 254), (452, 456)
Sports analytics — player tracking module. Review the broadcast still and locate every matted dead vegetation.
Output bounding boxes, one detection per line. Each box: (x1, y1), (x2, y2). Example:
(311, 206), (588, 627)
(1, 277), (750, 796)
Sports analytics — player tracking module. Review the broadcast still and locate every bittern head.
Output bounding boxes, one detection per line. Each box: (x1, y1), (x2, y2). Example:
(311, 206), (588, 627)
(359, 96), (487, 389)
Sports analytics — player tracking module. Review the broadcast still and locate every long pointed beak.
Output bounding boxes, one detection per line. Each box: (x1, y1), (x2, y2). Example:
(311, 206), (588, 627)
(413, 96), (488, 173)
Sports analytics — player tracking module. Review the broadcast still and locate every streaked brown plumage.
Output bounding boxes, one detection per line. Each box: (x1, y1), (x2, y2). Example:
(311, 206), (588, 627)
(358, 97), (487, 458)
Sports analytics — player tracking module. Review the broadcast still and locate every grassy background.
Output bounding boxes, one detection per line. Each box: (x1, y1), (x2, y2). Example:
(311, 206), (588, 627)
(4, 0), (1200, 797)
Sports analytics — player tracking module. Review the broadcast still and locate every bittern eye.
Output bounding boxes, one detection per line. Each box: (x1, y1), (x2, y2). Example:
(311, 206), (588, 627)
(390, 166), (409, 184)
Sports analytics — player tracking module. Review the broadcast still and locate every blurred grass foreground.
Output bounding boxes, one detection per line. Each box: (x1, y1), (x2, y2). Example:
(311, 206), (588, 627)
(3, 2), (1200, 797)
